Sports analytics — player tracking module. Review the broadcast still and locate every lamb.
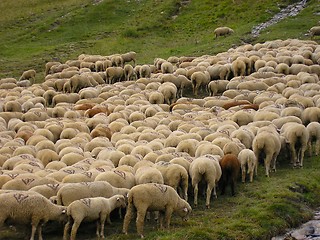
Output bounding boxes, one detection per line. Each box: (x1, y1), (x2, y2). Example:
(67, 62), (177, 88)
(189, 154), (222, 208)
(55, 181), (129, 206)
(122, 183), (192, 238)
(214, 27), (234, 38)
(63, 195), (126, 240)
(237, 149), (257, 183)
(0, 191), (67, 240)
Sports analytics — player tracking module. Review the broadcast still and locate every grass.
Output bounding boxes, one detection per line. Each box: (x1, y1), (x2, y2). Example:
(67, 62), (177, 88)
(0, 0), (320, 239)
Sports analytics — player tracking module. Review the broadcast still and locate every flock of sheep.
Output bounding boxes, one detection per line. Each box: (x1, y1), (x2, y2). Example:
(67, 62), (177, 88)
(0, 37), (320, 239)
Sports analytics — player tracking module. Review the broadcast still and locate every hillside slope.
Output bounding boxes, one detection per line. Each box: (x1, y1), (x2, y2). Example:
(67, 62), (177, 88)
(0, 0), (318, 79)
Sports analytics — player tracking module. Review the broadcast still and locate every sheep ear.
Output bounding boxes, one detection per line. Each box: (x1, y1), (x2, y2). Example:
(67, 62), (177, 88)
(183, 207), (188, 212)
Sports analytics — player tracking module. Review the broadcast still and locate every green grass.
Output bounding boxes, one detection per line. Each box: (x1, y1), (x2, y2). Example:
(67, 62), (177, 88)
(0, 0), (319, 80)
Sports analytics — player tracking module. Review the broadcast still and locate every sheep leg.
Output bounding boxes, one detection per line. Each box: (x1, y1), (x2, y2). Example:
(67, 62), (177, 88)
(37, 224), (43, 240)
(63, 219), (72, 240)
(308, 141), (312, 157)
(193, 183), (199, 207)
(30, 224), (38, 240)
(70, 220), (81, 240)
(206, 183), (214, 208)
(164, 207), (174, 228)
(122, 203), (134, 235)
(99, 215), (107, 238)
(136, 207), (148, 238)
(241, 165), (246, 183)
(290, 144), (298, 167)
(316, 140), (320, 156)
(264, 155), (272, 177)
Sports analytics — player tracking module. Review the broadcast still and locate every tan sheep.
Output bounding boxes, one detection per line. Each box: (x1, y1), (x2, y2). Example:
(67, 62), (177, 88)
(122, 183), (192, 238)
(155, 161), (189, 200)
(214, 26), (234, 38)
(19, 69), (36, 83)
(55, 181), (129, 206)
(309, 26), (320, 39)
(0, 191), (67, 240)
(189, 154), (222, 208)
(238, 149), (257, 183)
(63, 195), (126, 240)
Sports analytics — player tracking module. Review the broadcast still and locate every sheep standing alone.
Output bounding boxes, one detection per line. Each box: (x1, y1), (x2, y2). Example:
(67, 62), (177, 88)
(0, 191), (67, 240)
(214, 27), (234, 38)
(309, 26), (320, 39)
(63, 195), (126, 240)
(122, 183), (192, 238)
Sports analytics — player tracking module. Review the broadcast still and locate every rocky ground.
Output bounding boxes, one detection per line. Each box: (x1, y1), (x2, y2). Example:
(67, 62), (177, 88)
(251, 0), (308, 38)
(273, 210), (320, 240)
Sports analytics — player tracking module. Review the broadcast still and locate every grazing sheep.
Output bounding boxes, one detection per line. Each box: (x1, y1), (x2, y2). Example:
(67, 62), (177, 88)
(214, 27), (234, 38)
(0, 191), (67, 240)
(280, 122), (309, 167)
(238, 149), (257, 183)
(219, 153), (241, 196)
(191, 71), (210, 96)
(306, 122), (320, 157)
(309, 26), (320, 39)
(189, 154), (222, 208)
(122, 183), (192, 238)
(63, 195), (126, 240)
(155, 161), (189, 200)
(252, 125), (282, 177)
(55, 181), (129, 206)
(19, 69), (36, 83)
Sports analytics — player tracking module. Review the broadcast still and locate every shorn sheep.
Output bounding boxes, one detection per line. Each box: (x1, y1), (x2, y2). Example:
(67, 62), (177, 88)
(0, 191), (67, 240)
(122, 183), (192, 238)
(63, 195), (126, 240)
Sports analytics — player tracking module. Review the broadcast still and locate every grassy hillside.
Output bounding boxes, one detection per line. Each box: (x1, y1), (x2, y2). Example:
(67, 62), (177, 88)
(0, 0), (319, 80)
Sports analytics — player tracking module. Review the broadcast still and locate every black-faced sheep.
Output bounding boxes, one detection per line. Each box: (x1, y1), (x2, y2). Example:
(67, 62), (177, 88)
(0, 191), (67, 240)
(122, 183), (192, 238)
(63, 195), (126, 240)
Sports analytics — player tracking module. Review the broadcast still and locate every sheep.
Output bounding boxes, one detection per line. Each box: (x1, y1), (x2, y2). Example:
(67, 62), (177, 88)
(189, 154), (222, 208)
(63, 195), (126, 240)
(191, 71), (210, 96)
(121, 51), (137, 66)
(0, 191), (67, 240)
(55, 181), (129, 206)
(214, 26), (234, 38)
(158, 82), (178, 105)
(252, 125), (282, 177)
(238, 149), (257, 183)
(219, 153), (241, 196)
(280, 122), (309, 168)
(155, 161), (189, 200)
(19, 69), (36, 83)
(124, 64), (136, 81)
(135, 165), (164, 185)
(309, 26), (320, 39)
(95, 166), (136, 189)
(306, 122), (320, 157)
(122, 183), (192, 238)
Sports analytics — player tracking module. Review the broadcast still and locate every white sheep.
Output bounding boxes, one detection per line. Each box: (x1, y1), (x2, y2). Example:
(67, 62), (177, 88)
(0, 191), (67, 240)
(306, 122), (320, 157)
(214, 26), (234, 38)
(63, 195), (126, 240)
(252, 125), (281, 177)
(122, 183), (192, 238)
(189, 154), (222, 208)
(155, 161), (189, 200)
(280, 122), (309, 168)
(237, 149), (257, 183)
(19, 69), (36, 83)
